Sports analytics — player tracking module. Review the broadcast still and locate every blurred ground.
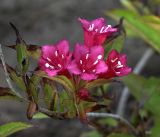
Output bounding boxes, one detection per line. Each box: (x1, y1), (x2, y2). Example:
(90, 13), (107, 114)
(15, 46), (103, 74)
(0, 0), (160, 137)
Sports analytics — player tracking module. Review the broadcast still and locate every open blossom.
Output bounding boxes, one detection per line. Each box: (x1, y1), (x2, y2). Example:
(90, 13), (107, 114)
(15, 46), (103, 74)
(102, 50), (132, 78)
(39, 40), (72, 76)
(68, 44), (108, 81)
(79, 17), (117, 47)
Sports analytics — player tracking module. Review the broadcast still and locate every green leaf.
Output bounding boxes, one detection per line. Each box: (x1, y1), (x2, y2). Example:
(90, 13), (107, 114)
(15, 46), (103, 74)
(7, 66), (26, 92)
(98, 118), (118, 127)
(43, 82), (57, 110)
(120, 0), (138, 13)
(143, 77), (160, 116)
(85, 79), (111, 89)
(81, 131), (102, 137)
(108, 133), (135, 137)
(28, 74), (41, 103)
(33, 112), (49, 119)
(151, 118), (160, 137)
(36, 71), (75, 94)
(0, 87), (21, 101)
(0, 122), (32, 137)
(123, 74), (160, 117)
(59, 91), (76, 118)
(27, 45), (41, 59)
(16, 43), (29, 73)
(122, 73), (146, 100)
(107, 10), (160, 52)
(105, 33), (125, 57)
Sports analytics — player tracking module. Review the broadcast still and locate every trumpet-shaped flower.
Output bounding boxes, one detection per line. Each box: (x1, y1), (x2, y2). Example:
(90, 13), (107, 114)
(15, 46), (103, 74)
(103, 50), (132, 78)
(68, 44), (108, 80)
(79, 17), (117, 47)
(39, 40), (72, 76)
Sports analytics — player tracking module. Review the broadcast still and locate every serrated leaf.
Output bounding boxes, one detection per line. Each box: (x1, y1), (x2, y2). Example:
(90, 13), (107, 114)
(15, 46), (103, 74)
(107, 10), (160, 52)
(0, 122), (32, 137)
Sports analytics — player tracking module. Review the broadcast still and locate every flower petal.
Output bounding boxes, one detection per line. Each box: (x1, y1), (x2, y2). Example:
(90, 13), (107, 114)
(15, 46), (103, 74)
(118, 67), (132, 76)
(90, 46), (104, 61)
(108, 50), (119, 60)
(56, 40), (69, 55)
(91, 17), (105, 29)
(96, 61), (108, 74)
(41, 45), (55, 59)
(46, 69), (59, 77)
(68, 60), (81, 75)
(81, 73), (97, 81)
(74, 43), (89, 61)
(78, 18), (90, 30)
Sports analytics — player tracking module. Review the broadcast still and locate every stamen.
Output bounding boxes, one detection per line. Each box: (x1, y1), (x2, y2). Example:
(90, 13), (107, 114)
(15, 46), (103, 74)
(116, 71), (120, 74)
(93, 60), (99, 65)
(88, 24), (94, 31)
(83, 69), (86, 72)
(92, 69), (96, 72)
(45, 63), (50, 68)
(118, 61), (122, 65)
(86, 54), (89, 59)
(62, 54), (64, 59)
(55, 50), (58, 57)
(47, 57), (51, 62)
(58, 64), (62, 68)
(100, 27), (105, 33)
(80, 60), (83, 64)
(111, 58), (118, 63)
(95, 29), (98, 32)
(104, 25), (112, 32)
(97, 55), (102, 60)
(50, 65), (54, 69)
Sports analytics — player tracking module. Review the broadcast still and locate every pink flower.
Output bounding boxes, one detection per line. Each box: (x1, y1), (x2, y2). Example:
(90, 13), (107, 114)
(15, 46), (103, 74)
(102, 50), (132, 78)
(68, 44), (108, 81)
(39, 40), (72, 77)
(79, 17), (117, 47)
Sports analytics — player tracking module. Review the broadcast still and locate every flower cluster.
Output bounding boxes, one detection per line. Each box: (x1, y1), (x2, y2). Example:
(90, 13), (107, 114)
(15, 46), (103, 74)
(39, 18), (131, 81)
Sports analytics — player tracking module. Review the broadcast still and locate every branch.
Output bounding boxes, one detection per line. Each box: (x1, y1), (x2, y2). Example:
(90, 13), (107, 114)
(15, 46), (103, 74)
(38, 107), (67, 120)
(117, 48), (154, 116)
(0, 44), (23, 99)
(87, 112), (139, 136)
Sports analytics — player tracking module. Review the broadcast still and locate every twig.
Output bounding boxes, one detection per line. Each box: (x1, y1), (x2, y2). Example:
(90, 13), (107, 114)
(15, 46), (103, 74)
(87, 112), (139, 136)
(0, 44), (23, 98)
(117, 48), (154, 116)
(39, 107), (67, 120)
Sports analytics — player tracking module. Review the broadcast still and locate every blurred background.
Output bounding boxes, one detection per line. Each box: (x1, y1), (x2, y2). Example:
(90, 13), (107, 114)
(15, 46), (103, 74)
(0, 0), (160, 137)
